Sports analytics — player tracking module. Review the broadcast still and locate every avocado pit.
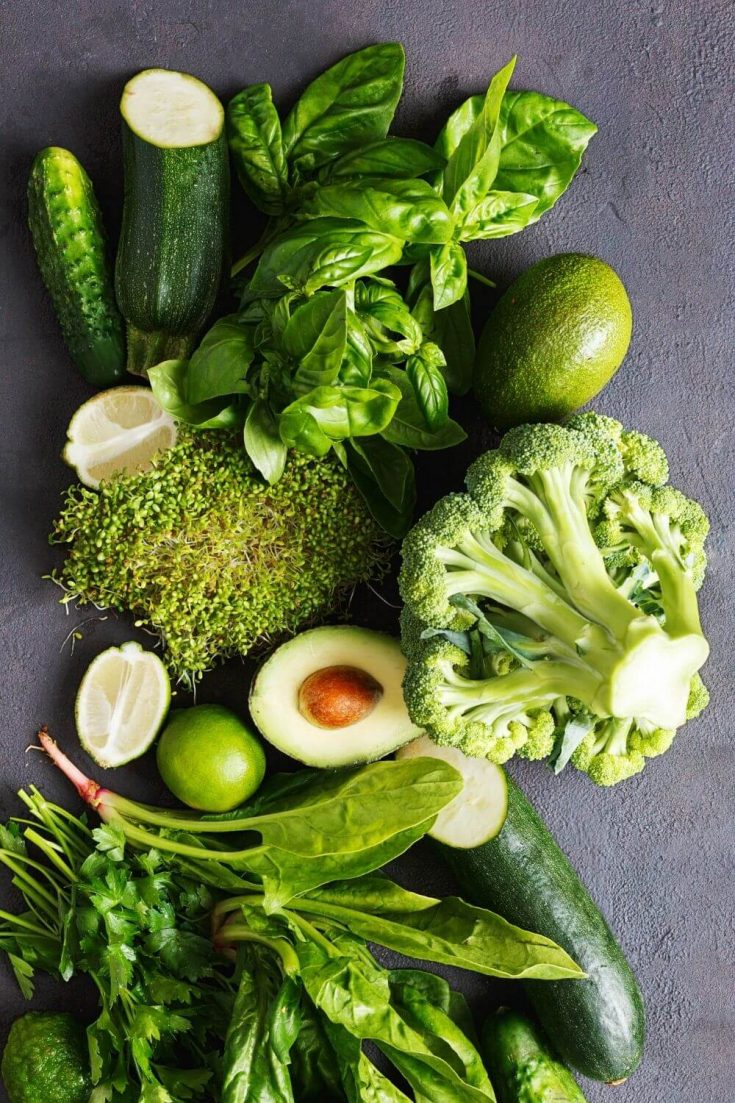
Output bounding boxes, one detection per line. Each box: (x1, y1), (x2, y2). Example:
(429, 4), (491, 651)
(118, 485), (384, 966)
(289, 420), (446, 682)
(298, 665), (383, 729)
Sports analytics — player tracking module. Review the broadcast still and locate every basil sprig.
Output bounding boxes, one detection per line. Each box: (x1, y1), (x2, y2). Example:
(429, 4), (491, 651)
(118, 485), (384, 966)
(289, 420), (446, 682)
(151, 44), (596, 536)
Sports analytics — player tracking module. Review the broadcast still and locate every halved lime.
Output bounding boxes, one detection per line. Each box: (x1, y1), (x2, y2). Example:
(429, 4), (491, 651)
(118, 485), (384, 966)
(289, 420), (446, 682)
(75, 641), (170, 767)
(63, 385), (177, 488)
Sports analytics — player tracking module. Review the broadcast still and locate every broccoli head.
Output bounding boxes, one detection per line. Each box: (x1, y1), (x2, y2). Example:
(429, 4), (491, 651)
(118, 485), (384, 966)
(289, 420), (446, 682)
(399, 415), (710, 786)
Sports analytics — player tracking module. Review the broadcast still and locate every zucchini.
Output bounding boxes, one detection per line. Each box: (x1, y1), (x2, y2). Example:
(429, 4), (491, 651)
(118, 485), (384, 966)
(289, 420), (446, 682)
(441, 776), (645, 1082)
(481, 1008), (587, 1102)
(395, 735), (508, 847)
(27, 147), (125, 387)
(115, 69), (229, 376)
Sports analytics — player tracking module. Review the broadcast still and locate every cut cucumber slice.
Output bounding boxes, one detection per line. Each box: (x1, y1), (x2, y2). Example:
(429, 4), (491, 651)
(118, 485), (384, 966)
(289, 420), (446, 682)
(75, 641), (171, 768)
(396, 735), (508, 848)
(120, 69), (224, 148)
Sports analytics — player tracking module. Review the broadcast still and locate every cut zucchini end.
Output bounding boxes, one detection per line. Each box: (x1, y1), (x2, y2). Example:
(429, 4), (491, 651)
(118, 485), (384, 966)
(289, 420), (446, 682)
(121, 69), (224, 148)
(396, 735), (508, 848)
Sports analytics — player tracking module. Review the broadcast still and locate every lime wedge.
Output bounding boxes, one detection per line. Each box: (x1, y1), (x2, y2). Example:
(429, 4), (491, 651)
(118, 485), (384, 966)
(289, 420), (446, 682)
(63, 385), (177, 488)
(75, 642), (171, 767)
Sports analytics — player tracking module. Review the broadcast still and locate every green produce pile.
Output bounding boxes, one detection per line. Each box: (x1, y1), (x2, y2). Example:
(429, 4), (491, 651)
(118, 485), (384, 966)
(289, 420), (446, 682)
(400, 412), (710, 784)
(50, 429), (389, 683)
(149, 45), (596, 534)
(0, 737), (582, 1102)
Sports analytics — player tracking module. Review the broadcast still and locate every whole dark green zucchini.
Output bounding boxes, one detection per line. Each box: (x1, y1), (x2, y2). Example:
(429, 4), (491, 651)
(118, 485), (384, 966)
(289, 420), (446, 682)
(115, 68), (229, 376)
(441, 776), (645, 1083)
(27, 147), (125, 387)
(481, 1008), (587, 1102)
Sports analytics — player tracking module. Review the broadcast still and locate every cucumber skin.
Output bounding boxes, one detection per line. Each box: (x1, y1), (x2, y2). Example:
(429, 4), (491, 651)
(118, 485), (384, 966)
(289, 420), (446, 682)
(442, 778), (645, 1082)
(481, 1009), (587, 1102)
(27, 147), (125, 387)
(115, 123), (229, 376)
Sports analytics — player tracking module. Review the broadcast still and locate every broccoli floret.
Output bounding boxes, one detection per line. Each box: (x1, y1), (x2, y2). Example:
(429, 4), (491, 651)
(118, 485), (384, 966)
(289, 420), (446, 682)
(399, 416), (711, 786)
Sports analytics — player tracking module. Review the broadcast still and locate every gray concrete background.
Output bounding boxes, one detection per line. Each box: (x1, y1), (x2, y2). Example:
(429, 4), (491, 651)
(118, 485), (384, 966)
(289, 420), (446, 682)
(1, 1), (733, 1099)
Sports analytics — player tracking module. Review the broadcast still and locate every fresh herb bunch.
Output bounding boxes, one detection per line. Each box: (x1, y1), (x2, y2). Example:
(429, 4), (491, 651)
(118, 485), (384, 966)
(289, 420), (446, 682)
(0, 737), (583, 1102)
(50, 429), (389, 684)
(150, 44), (597, 535)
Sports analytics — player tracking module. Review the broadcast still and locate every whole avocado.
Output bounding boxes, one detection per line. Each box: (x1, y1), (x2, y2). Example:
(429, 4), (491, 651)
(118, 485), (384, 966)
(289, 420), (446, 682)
(1, 1012), (92, 1103)
(474, 253), (632, 428)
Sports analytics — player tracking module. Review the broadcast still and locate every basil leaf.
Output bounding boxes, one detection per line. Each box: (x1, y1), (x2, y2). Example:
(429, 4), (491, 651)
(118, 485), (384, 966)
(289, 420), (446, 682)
(344, 438), (416, 538)
(279, 380), (401, 455)
(324, 137), (445, 181)
(284, 290), (348, 391)
(435, 95), (483, 161)
(340, 310), (373, 385)
(283, 43), (405, 174)
(186, 316), (255, 404)
(429, 241), (468, 310)
(441, 57), (516, 223)
(495, 90), (597, 220)
(409, 264), (475, 395)
(406, 342), (449, 428)
(227, 84), (289, 215)
(381, 369), (466, 451)
(244, 399), (288, 484)
(247, 219), (404, 298)
(148, 360), (244, 429)
(303, 875), (584, 980)
(458, 190), (539, 241)
(221, 950), (296, 1103)
(302, 178), (453, 244)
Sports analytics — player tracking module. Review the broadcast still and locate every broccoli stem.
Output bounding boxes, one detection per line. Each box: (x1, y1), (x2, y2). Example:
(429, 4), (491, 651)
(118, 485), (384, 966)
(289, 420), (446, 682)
(438, 661), (603, 723)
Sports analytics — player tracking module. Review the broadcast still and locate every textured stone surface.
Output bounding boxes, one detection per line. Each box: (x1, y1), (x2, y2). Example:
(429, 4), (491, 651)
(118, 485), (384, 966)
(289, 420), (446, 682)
(1, 1), (733, 1099)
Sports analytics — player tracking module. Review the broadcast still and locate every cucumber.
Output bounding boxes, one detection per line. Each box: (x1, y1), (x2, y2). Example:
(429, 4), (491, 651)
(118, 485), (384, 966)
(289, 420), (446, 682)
(441, 776), (645, 1082)
(481, 1008), (587, 1102)
(115, 69), (229, 376)
(27, 147), (125, 387)
(395, 735), (508, 847)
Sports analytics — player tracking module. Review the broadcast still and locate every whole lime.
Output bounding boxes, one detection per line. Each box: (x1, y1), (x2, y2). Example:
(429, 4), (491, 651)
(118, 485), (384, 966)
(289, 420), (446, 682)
(474, 253), (633, 428)
(1, 1012), (92, 1103)
(156, 704), (266, 811)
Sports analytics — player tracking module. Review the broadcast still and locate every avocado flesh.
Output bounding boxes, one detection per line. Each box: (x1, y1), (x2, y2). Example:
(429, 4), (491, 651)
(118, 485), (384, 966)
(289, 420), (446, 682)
(249, 625), (422, 767)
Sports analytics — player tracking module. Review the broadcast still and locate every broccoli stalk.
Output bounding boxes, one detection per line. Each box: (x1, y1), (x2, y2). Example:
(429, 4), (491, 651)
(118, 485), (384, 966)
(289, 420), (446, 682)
(400, 415), (710, 785)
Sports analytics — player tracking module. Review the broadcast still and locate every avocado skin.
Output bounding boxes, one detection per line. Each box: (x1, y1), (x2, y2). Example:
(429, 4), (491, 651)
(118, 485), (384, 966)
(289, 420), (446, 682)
(474, 253), (632, 429)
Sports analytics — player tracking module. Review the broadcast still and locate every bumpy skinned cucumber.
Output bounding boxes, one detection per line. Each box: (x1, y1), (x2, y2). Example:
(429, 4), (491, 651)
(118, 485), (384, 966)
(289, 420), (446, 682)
(115, 69), (229, 376)
(27, 147), (125, 387)
(481, 1008), (587, 1102)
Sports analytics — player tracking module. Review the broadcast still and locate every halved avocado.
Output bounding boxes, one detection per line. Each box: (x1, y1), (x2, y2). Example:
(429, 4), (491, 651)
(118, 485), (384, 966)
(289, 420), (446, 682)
(248, 626), (422, 767)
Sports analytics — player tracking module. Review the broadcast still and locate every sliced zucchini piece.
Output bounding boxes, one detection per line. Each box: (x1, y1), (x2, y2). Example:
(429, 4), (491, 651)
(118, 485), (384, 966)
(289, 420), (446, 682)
(120, 69), (224, 148)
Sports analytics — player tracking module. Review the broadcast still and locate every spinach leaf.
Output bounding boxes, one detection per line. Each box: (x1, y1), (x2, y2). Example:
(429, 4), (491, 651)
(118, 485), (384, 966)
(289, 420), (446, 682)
(494, 90), (597, 220)
(406, 342), (450, 428)
(243, 399), (287, 484)
(324, 137), (445, 181)
(343, 437), (417, 538)
(429, 241), (468, 309)
(279, 380), (401, 455)
(186, 316), (255, 404)
(221, 949), (296, 1102)
(290, 994), (345, 1101)
(441, 57), (516, 225)
(282, 43), (406, 174)
(284, 290), (348, 391)
(296, 933), (494, 1101)
(148, 360), (244, 429)
(247, 219), (404, 298)
(322, 1020), (411, 1103)
(301, 874), (585, 980)
(457, 190), (538, 240)
(302, 178), (453, 244)
(380, 369), (466, 450)
(227, 84), (289, 215)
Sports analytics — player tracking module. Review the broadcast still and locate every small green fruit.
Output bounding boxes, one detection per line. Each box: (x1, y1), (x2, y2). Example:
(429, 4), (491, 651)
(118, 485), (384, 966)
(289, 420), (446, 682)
(474, 253), (633, 428)
(1, 1012), (92, 1103)
(156, 704), (266, 811)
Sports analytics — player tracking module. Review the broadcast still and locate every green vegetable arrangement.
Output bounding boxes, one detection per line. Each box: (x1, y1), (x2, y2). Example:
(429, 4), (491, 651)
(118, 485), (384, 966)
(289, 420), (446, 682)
(399, 412), (710, 784)
(150, 44), (597, 535)
(0, 735), (583, 1102)
(50, 429), (390, 684)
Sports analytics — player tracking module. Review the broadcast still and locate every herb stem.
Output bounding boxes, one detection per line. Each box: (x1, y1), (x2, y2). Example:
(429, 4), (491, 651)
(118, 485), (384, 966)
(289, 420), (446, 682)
(467, 267), (496, 288)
